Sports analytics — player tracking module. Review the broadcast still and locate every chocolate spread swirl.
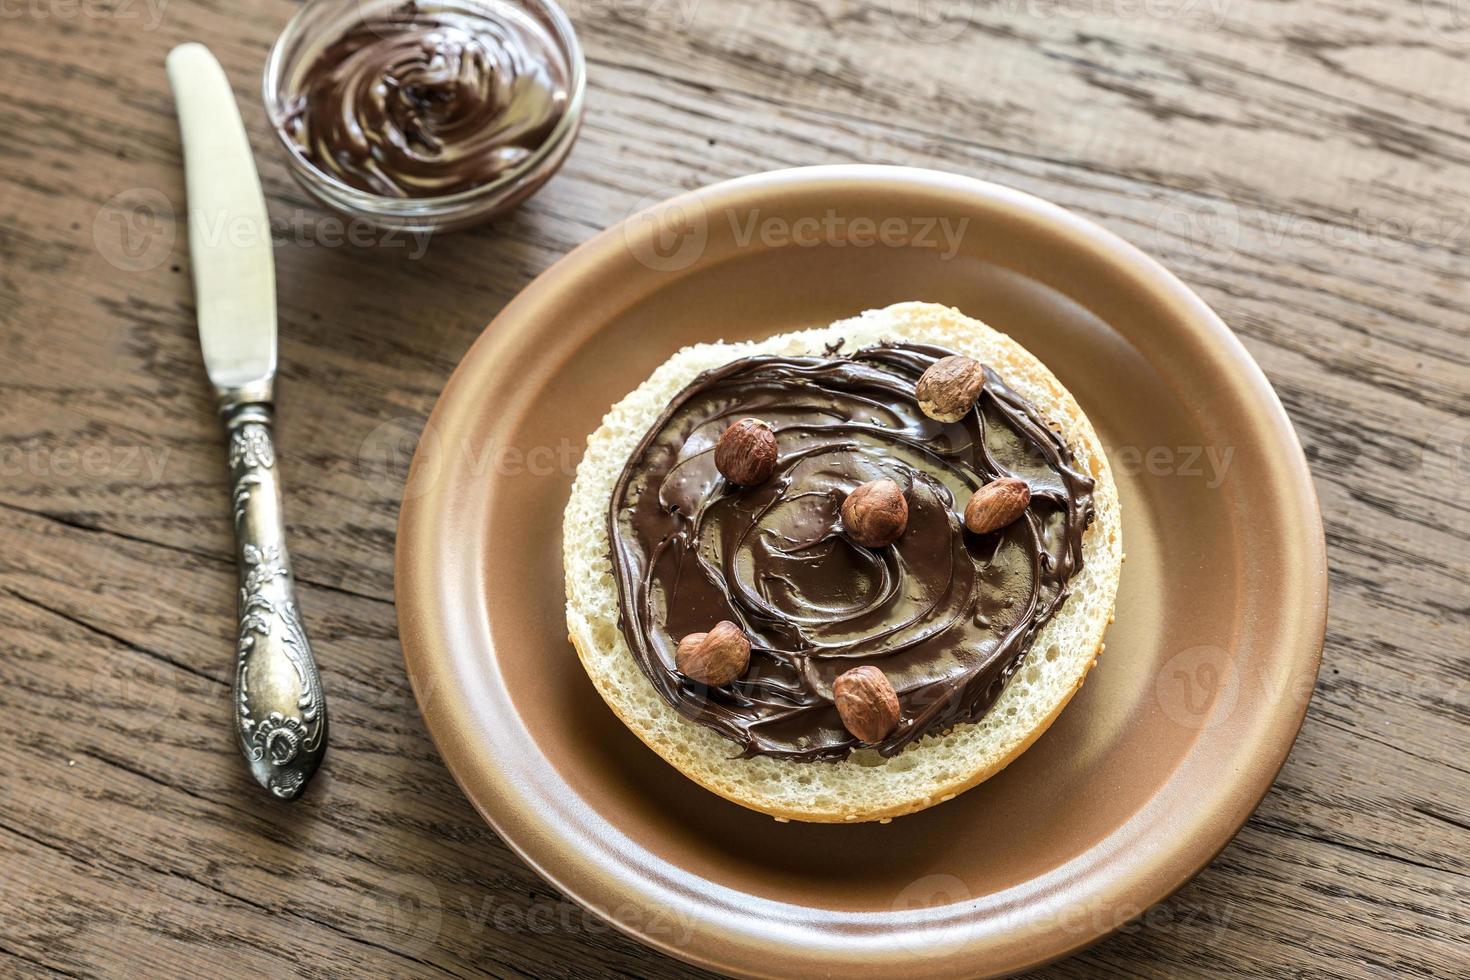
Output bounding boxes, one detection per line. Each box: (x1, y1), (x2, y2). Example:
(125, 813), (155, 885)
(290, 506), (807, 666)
(282, 2), (569, 198)
(609, 344), (1096, 762)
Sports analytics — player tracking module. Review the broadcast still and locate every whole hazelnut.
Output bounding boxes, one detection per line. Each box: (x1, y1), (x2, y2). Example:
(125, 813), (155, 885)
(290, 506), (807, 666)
(675, 621), (751, 686)
(833, 665), (901, 743)
(916, 355), (986, 423)
(714, 418), (778, 486)
(841, 478), (909, 547)
(964, 477), (1031, 534)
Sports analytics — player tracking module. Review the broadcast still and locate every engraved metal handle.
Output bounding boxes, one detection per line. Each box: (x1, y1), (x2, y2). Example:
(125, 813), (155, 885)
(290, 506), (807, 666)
(225, 401), (327, 800)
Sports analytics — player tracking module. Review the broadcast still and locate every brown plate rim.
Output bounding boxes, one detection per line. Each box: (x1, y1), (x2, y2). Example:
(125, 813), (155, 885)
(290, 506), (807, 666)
(394, 165), (1328, 978)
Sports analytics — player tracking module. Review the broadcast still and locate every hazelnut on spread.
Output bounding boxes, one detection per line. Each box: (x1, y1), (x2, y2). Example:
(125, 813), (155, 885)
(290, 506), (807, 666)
(675, 621), (752, 687)
(841, 478), (909, 548)
(608, 343), (1096, 762)
(280, 1), (570, 198)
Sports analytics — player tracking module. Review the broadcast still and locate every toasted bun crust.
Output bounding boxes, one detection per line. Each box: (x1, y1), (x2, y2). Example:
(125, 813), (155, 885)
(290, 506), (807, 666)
(562, 303), (1122, 823)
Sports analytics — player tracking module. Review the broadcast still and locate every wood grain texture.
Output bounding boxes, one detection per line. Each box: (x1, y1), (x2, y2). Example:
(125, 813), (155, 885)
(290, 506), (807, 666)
(1, 0), (1466, 976)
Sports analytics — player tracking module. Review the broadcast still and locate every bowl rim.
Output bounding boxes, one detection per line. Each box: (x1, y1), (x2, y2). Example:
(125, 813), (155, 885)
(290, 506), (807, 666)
(394, 164), (1328, 978)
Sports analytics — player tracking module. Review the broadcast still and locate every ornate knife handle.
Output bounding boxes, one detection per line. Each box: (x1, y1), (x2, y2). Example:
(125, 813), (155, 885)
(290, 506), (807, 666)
(224, 401), (327, 800)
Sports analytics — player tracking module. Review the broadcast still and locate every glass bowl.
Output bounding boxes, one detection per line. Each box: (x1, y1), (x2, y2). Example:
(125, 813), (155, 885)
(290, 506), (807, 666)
(262, 0), (585, 233)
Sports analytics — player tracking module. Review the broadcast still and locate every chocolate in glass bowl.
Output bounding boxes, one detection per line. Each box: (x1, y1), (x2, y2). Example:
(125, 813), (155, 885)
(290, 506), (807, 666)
(263, 0), (584, 231)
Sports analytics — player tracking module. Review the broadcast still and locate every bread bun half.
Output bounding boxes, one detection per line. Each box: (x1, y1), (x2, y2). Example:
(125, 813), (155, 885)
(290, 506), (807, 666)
(562, 302), (1121, 823)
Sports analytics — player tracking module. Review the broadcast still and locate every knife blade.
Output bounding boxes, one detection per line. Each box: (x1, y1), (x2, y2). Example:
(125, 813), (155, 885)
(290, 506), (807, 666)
(166, 42), (328, 800)
(167, 42), (276, 394)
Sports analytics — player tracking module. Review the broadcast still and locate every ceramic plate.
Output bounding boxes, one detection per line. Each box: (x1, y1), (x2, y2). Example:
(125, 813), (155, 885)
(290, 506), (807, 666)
(395, 166), (1326, 978)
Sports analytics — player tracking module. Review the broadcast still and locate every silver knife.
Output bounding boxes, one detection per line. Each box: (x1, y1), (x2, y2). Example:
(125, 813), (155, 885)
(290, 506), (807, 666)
(166, 43), (327, 800)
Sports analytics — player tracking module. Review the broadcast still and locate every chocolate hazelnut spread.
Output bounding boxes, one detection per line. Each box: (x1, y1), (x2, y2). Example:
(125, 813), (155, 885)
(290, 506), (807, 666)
(609, 344), (1096, 761)
(281, 1), (569, 198)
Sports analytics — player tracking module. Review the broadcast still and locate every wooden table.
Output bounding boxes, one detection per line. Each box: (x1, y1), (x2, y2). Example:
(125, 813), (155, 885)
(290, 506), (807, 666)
(2, 0), (1465, 976)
